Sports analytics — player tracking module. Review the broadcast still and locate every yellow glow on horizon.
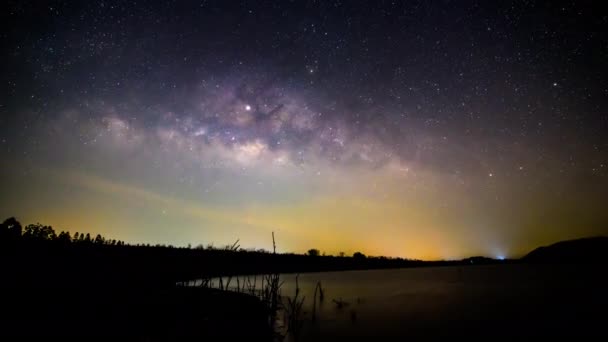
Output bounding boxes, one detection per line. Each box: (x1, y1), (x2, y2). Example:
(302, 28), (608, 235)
(39, 169), (475, 259)
(4, 164), (604, 261)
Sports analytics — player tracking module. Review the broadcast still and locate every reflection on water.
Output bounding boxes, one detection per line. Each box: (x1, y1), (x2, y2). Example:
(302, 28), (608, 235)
(206, 264), (607, 340)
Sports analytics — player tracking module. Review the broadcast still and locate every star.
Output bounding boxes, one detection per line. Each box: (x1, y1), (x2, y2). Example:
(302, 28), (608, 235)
(1, 0), (606, 260)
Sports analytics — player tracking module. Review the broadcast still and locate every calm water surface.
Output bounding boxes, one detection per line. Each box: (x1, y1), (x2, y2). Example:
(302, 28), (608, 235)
(214, 264), (607, 340)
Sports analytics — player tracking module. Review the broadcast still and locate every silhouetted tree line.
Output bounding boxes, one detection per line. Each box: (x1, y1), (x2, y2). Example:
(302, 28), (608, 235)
(0, 217), (126, 246)
(1, 216), (372, 259)
(1, 215), (500, 285)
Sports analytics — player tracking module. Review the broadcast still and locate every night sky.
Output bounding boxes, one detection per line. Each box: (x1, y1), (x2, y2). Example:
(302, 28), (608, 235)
(1, 1), (607, 259)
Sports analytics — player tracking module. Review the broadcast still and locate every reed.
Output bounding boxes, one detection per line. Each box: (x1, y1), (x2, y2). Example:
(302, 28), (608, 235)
(284, 274), (305, 340)
(312, 281), (324, 322)
(332, 298), (349, 309)
(259, 232), (283, 337)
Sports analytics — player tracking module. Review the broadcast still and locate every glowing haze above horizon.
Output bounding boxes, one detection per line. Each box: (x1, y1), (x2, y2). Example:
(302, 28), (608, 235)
(1, 1), (607, 260)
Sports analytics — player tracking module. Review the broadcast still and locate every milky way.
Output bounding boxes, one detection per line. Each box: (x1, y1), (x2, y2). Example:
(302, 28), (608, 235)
(1, 1), (607, 258)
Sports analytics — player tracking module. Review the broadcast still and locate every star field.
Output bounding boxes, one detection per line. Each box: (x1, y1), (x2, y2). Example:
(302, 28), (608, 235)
(1, 1), (607, 259)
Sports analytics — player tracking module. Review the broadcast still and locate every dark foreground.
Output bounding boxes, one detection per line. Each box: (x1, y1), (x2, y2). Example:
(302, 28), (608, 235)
(2, 230), (608, 340)
(1, 282), (272, 340)
(3, 264), (607, 341)
(0, 239), (274, 340)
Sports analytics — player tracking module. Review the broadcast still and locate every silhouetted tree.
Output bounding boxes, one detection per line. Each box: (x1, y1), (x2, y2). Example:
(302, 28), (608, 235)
(84, 233), (91, 243)
(353, 251), (366, 260)
(23, 223), (56, 240)
(57, 231), (71, 243)
(307, 249), (320, 257)
(1, 217), (22, 240)
(45, 225), (56, 240)
(94, 234), (104, 245)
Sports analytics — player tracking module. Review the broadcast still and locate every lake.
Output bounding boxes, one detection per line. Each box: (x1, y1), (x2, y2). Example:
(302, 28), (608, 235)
(212, 264), (607, 340)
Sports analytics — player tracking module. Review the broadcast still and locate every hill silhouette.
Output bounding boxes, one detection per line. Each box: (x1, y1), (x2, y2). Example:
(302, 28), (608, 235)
(523, 236), (608, 263)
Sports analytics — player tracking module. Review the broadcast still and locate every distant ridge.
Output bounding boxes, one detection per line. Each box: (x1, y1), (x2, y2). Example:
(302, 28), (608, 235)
(523, 236), (608, 263)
